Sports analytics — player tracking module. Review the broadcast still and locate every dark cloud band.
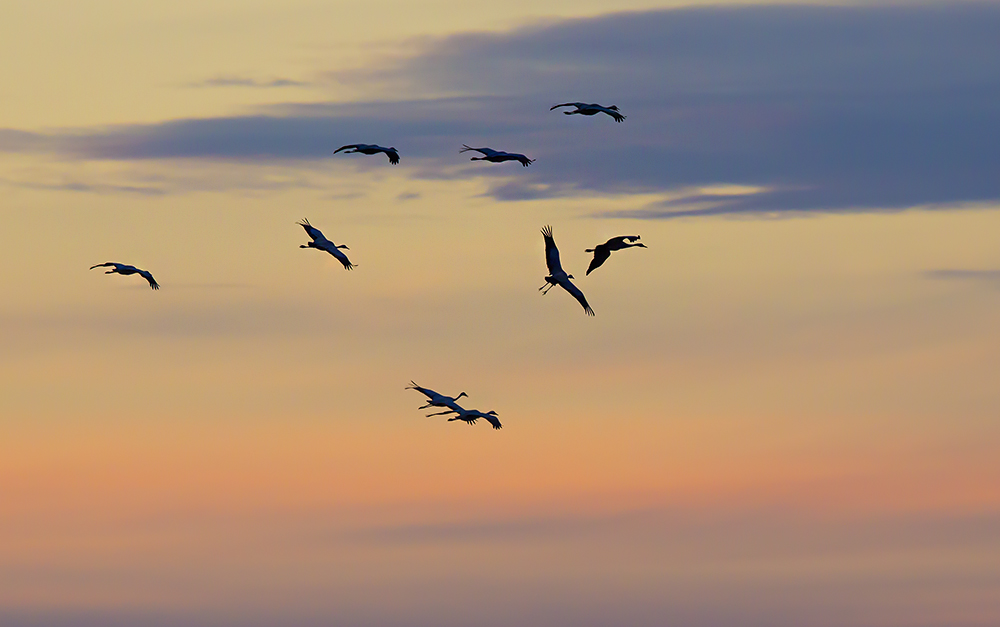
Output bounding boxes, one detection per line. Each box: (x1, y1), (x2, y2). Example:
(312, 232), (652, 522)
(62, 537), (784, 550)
(1, 3), (998, 214)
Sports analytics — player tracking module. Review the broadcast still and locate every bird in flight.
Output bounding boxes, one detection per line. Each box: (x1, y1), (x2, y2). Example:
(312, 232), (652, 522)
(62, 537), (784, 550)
(429, 406), (503, 430)
(334, 144), (400, 165)
(298, 219), (355, 270)
(460, 145), (534, 167)
(406, 381), (468, 414)
(550, 102), (626, 123)
(450, 408), (502, 430)
(540, 225), (594, 316)
(585, 235), (646, 275)
(89, 262), (160, 290)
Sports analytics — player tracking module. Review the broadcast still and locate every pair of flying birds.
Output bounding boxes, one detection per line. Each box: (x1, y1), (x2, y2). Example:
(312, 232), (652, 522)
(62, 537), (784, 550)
(540, 226), (646, 316)
(334, 102), (626, 166)
(407, 381), (502, 430)
(334, 143), (535, 167)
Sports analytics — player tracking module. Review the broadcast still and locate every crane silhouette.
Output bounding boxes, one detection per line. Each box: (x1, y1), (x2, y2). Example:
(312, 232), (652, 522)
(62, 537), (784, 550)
(298, 219), (355, 270)
(540, 225), (594, 316)
(460, 145), (534, 167)
(406, 381), (468, 414)
(449, 408), (502, 430)
(428, 406), (503, 430)
(550, 102), (626, 122)
(89, 262), (159, 290)
(586, 235), (646, 275)
(334, 144), (399, 164)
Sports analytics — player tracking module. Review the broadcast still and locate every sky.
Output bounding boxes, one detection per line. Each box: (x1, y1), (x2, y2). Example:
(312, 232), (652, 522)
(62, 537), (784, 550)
(1, 1), (999, 626)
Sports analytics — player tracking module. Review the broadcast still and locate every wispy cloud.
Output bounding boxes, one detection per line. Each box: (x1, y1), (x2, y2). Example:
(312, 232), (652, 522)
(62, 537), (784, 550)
(188, 75), (311, 88)
(0, 177), (168, 196)
(925, 268), (1000, 286)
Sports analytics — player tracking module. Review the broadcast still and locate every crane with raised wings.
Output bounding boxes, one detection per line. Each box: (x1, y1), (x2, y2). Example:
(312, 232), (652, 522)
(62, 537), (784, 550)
(539, 225), (594, 316)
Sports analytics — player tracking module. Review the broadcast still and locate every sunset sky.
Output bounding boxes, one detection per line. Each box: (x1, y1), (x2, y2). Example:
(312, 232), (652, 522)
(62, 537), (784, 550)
(1, 1), (999, 625)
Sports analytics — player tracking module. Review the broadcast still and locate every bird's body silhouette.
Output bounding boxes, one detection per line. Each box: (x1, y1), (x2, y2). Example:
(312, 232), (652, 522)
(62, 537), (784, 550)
(298, 219), (355, 270)
(539, 225), (594, 316)
(550, 102), (626, 122)
(89, 262), (159, 290)
(334, 144), (399, 165)
(436, 407), (502, 430)
(406, 381), (468, 414)
(460, 145), (534, 167)
(586, 235), (646, 275)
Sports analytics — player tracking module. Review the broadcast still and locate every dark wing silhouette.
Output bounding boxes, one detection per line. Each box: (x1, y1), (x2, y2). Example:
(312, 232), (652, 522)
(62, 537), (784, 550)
(550, 102), (584, 111)
(334, 144), (359, 154)
(562, 279), (595, 316)
(603, 107), (626, 122)
(332, 248), (355, 270)
(541, 225), (563, 275)
(406, 381), (436, 400)
(383, 148), (400, 165)
(460, 145), (498, 157)
(586, 246), (611, 275)
(515, 153), (535, 167)
(605, 235), (640, 249)
(297, 218), (325, 242)
(89, 262), (117, 270)
(482, 413), (502, 430)
(138, 269), (160, 290)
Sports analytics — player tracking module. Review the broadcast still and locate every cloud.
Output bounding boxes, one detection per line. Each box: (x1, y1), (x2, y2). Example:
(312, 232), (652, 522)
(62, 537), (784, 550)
(0, 129), (47, 152)
(1, 4), (999, 213)
(0, 177), (168, 196)
(925, 269), (1000, 285)
(188, 75), (311, 88)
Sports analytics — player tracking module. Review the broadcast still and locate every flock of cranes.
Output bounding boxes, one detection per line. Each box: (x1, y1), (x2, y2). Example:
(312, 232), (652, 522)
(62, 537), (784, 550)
(91, 102), (644, 431)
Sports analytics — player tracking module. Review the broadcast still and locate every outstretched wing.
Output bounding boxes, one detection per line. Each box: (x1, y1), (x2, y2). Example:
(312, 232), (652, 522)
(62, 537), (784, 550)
(334, 144), (359, 154)
(561, 279), (595, 316)
(89, 262), (118, 270)
(297, 218), (326, 242)
(586, 247), (611, 275)
(515, 153), (535, 167)
(460, 144), (496, 157)
(602, 108), (626, 122)
(331, 247), (355, 270)
(550, 102), (584, 111)
(482, 413), (502, 430)
(605, 235), (640, 248)
(138, 269), (160, 290)
(382, 148), (400, 165)
(406, 381), (437, 400)
(541, 225), (563, 275)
